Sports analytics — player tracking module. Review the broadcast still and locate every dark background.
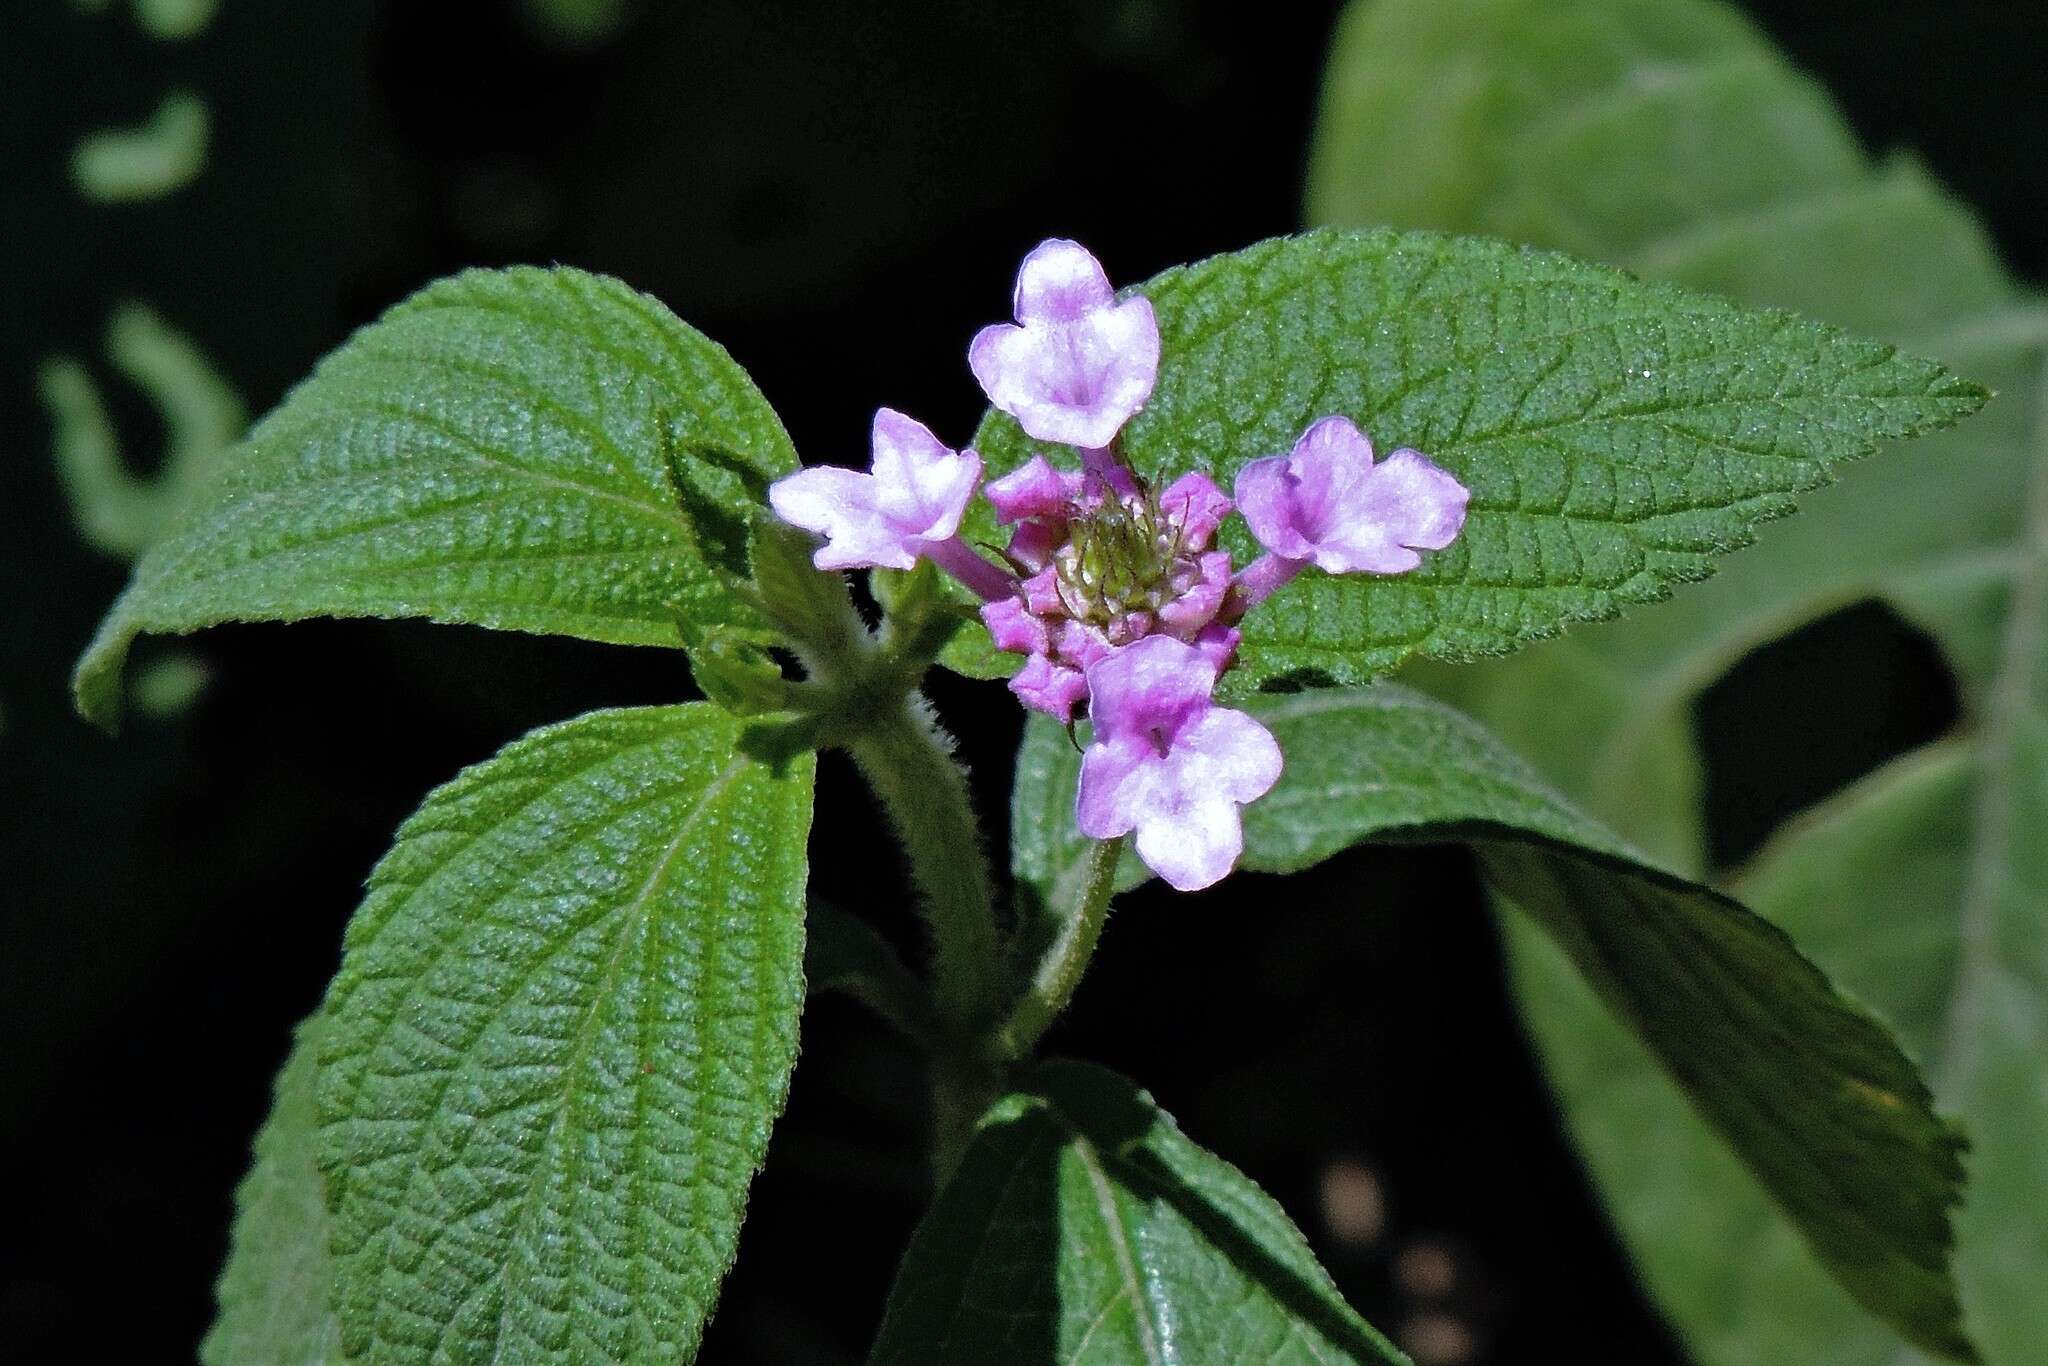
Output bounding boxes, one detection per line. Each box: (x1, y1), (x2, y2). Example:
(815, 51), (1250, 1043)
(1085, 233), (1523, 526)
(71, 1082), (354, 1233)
(1, 1), (2038, 1360)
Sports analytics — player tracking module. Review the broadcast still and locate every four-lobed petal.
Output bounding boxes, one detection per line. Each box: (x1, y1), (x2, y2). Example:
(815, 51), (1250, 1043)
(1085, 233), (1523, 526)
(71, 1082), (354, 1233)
(1236, 415), (1468, 575)
(969, 239), (1161, 449)
(768, 408), (983, 572)
(1076, 636), (1283, 891)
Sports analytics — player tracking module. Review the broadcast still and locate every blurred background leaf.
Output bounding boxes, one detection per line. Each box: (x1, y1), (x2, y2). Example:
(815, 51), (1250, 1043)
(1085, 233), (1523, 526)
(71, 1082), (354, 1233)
(70, 90), (209, 202)
(40, 301), (244, 558)
(1308, 0), (2046, 1360)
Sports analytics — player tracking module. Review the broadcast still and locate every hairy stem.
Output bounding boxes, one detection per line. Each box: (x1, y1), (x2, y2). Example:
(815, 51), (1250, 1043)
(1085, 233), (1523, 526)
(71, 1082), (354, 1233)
(986, 835), (1126, 1063)
(844, 694), (1004, 1035)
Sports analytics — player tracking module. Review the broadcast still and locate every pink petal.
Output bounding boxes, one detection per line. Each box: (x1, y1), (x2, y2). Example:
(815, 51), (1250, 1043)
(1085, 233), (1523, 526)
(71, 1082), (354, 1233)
(1132, 795), (1245, 892)
(1012, 238), (1114, 324)
(1080, 447), (1139, 500)
(768, 465), (917, 571)
(1227, 555), (1301, 615)
(1172, 706), (1283, 806)
(1233, 454), (1315, 562)
(1083, 635), (1216, 745)
(1105, 609), (1154, 645)
(985, 455), (1074, 525)
(869, 408), (981, 541)
(1005, 518), (1066, 572)
(967, 322), (1041, 417)
(1318, 446), (1469, 575)
(1075, 734), (1149, 839)
(1023, 566), (1066, 616)
(1053, 620), (1114, 671)
(1084, 297), (1161, 430)
(1160, 471), (1232, 549)
(1157, 551), (1232, 635)
(1005, 377), (1134, 450)
(1192, 623), (1241, 673)
(1288, 416), (1374, 533)
(1367, 447), (1470, 551)
(1009, 654), (1090, 722)
(768, 464), (873, 535)
(981, 595), (1048, 655)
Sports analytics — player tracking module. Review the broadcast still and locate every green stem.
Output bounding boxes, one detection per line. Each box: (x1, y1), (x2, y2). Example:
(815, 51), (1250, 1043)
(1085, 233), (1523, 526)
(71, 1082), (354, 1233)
(844, 694), (1004, 1035)
(986, 835), (1126, 1063)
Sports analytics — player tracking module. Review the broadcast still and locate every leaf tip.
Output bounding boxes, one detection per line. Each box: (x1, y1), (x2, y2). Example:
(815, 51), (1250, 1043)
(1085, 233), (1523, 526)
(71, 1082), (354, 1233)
(71, 619), (133, 734)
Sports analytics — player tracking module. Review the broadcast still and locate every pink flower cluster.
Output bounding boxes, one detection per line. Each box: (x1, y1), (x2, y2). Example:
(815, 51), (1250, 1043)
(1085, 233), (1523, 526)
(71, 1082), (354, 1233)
(769, 240), (1470, 890)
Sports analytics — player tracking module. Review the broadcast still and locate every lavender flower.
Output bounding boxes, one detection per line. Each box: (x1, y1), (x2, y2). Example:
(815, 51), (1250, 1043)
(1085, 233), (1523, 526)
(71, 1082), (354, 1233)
(978, 454), (1237, 722)
(1232, 415), (1469, 610)
(763, 238), (1476, 895)
(768, 407), (1011, 599)
(969, 239), (1160, 449)
(1075, 635), (1282, 891)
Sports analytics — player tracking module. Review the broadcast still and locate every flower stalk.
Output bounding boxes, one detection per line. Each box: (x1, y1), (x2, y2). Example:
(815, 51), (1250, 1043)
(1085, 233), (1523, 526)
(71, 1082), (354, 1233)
(842, 694), (1004, 1035)
(985, 833), (1127, 1065)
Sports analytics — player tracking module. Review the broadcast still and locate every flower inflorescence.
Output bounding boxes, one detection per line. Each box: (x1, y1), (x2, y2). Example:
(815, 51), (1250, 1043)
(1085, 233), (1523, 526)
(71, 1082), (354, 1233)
(769, 239), (1470, 890)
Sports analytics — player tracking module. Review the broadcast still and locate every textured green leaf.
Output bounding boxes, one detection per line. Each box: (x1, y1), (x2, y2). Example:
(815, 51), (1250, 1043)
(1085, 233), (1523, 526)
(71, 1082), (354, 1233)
(870, 1060), (1407, 1366)
(1308, 1), (2044, 1359)
(944, 226), (1983, 691)
(1012, 686), (1973, 1360)
(75, 266), (796, 728)
(204, 1017), (343, 1366)
(315, 704), (814, 1363)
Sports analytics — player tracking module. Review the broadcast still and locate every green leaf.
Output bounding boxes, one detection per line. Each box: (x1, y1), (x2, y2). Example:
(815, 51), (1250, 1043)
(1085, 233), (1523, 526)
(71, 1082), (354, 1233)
(1011, 686), (1974, 1361)
(943, 226), (1984, 690)
(204, 1017), (343, 1366)
(315, 704), (814, 1363)
(869, 1060), (1407, 1365)
(74, 266), (797, 729)
(1308, 1), (2044, 1359)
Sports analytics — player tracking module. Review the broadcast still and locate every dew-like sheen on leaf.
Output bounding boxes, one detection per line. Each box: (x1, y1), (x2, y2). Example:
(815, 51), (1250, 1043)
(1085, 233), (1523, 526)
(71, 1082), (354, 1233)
(73, 266), (795, 728)
(945, 227), (1983, 691)
(315, 705), (813, 1364)
(869, 1061), (1408, 1366)
(1011, 686), (1974, 1361)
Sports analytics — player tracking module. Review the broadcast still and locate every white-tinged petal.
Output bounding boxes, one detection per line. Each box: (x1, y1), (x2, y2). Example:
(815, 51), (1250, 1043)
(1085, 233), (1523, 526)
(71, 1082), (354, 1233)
(1133, 795), (1245, 892)
(1173, 706), (1283, 807)
(769, 466), (917, 569)
(1013, 238), (1114, 324)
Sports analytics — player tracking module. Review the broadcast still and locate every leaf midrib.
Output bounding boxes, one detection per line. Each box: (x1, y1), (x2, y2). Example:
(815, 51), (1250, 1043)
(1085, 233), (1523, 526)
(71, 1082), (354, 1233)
(1069, 1135), (1166, 1366)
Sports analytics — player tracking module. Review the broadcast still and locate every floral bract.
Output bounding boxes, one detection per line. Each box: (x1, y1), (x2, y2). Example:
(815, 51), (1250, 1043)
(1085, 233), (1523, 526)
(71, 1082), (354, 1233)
(768, 239), (1472, 891)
